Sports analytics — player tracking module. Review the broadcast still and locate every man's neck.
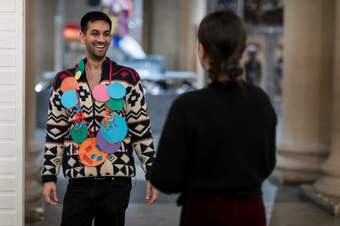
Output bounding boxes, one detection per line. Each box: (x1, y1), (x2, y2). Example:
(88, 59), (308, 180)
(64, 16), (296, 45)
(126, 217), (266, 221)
(86, 56), (106, 71)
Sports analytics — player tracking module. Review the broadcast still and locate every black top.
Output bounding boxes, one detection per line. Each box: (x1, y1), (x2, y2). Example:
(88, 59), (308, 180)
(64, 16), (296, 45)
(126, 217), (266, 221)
(150, 81), (277, 198)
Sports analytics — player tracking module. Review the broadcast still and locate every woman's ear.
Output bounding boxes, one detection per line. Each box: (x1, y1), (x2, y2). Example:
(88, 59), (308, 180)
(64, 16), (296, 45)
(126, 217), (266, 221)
(197, 43), (210, 70)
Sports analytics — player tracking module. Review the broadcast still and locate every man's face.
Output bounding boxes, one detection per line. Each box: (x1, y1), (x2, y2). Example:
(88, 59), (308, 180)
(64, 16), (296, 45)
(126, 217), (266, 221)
(80, 20), (112, 60)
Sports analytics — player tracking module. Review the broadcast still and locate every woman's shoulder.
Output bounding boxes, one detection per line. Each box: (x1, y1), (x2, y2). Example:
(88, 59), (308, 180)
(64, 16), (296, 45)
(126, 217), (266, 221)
(173, 88), (210, 105)
(242, 81), (271, 101)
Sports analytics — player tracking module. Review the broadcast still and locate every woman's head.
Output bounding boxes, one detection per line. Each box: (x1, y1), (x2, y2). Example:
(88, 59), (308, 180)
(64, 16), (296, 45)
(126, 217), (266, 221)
(197, 10), (247, 83)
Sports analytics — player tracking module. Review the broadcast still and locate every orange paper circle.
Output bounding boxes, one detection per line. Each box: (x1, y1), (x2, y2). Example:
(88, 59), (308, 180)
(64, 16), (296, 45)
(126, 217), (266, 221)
(60, 77), (79, 92)
(78, 138), (107, 167)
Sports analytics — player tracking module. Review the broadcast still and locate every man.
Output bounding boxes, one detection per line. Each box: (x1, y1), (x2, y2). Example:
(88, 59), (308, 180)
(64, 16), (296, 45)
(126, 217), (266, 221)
(41, 11), (159, 226)
(245, 43), (262, 87)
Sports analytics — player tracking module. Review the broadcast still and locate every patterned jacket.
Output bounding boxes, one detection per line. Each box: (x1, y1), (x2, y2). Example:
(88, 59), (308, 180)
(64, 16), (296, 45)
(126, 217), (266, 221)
(41, 58), (155, 183)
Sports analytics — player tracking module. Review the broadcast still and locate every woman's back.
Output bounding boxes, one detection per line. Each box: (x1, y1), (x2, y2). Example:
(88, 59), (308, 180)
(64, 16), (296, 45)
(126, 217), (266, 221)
(152, 81), (277, 197)
(150, 9), (277, 226)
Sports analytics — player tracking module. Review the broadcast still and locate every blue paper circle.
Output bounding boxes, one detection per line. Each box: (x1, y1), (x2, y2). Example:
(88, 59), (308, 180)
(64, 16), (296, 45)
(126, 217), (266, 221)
(100, 115), (128, 143)
(61, 90), (78, 109)
(107, 82), (126, 99)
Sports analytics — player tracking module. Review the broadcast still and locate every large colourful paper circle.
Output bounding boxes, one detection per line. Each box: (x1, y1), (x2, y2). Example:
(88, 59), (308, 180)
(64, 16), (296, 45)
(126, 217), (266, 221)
(79, 138), (107, 167)
(107, 98), (125, 111)
(96, 130), (121, 153)
(100, 115), (128, 143)
(107, 82), (126, 99)
(92, 84), (110, 102)
(60, 77), (79, 92)
(70, 123), (88, 144)
(61, 90), (78, 109)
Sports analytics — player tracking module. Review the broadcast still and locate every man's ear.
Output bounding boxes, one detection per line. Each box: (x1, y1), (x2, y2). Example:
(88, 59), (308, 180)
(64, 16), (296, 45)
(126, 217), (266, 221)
(79, 32), (85, 44)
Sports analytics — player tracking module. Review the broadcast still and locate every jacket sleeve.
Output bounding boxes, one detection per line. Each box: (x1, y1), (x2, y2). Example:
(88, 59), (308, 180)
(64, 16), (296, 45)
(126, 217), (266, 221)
(150, 98), (189, 194)
(41, 87), (69, 183)
(126, 80), (155, 180)
(263, 96), (277, 178)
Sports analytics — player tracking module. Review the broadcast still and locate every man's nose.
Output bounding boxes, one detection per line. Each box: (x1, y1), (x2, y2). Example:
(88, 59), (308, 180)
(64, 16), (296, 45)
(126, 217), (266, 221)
(97, 34), (106, 42)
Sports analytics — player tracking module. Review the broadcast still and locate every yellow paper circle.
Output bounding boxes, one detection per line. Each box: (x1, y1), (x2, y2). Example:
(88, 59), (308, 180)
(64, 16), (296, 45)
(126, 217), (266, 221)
(75, 71), (82, 80)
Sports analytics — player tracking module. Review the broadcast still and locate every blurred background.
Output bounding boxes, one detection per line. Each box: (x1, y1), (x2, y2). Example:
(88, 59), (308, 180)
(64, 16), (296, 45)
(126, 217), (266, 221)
(25, 0), (340, 226)
(31, 0), (283, 133)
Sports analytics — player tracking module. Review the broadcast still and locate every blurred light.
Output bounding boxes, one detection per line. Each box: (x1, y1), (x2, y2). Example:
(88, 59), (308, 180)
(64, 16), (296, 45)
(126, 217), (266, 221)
(35, 83), (43, 93)
(128, 21), (136, 29)
(102, 0), (112, 7)
(64, 23), (80, 41)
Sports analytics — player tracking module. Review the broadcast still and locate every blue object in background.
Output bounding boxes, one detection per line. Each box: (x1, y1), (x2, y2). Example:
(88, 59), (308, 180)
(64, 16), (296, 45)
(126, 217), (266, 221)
(112, 35), (122, 49)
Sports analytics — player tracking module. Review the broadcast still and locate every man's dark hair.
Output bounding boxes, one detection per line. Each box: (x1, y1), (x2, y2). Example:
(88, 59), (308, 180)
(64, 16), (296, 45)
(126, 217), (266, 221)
(80, 11), (112, 32)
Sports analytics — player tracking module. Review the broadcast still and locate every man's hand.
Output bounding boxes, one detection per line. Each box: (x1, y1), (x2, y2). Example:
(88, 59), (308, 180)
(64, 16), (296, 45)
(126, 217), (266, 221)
(145, 180), (160, 205)
(42, 182), (58, 205)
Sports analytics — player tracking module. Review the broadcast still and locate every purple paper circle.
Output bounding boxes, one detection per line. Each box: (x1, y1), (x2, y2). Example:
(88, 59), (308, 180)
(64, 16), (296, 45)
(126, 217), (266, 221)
(96, 130), (121, 153)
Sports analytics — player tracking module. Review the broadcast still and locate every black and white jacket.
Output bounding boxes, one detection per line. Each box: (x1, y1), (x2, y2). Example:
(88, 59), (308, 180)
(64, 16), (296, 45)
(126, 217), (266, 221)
(41, 58), (155, 183)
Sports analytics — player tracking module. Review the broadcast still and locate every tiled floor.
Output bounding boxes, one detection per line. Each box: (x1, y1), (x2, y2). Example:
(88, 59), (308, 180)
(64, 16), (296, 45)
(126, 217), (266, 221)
(26, 168), (340, 226)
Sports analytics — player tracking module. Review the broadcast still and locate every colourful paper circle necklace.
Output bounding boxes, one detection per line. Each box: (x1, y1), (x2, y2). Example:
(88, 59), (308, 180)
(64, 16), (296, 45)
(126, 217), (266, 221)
(60, 59), (128, 166)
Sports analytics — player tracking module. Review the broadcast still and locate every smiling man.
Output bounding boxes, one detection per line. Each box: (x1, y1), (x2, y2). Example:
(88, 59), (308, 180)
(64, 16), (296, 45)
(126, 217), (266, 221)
(41, 11), (159, 226)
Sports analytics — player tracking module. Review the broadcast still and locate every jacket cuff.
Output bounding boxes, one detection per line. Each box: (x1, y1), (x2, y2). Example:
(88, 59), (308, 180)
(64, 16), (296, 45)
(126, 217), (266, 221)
(145, 171), (151, 180)
(42, 175), (57, 184)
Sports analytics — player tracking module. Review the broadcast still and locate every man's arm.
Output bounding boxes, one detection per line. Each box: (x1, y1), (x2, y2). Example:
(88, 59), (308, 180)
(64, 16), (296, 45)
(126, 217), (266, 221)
(125, 77), (158, 204)
(41, 82), (69, 204)
(126, 80), (156, 179)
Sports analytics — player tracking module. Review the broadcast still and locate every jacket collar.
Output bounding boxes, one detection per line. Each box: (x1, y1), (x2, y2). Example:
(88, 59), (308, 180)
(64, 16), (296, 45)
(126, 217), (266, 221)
(81, 57), (117, 81)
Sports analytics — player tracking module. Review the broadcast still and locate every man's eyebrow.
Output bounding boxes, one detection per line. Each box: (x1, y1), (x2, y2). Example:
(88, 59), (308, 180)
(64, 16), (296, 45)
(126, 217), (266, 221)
(88, 29), (111, 33)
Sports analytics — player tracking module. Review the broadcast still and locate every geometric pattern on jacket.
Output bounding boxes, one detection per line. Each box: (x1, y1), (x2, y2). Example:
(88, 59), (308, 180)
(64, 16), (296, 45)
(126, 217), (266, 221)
(41, 58), (156, 183)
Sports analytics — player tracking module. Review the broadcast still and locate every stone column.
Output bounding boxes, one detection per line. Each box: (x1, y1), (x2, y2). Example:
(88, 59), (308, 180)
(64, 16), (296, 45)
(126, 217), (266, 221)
(142, 0), (152, 52)
(194, 0), (208, 88)
(179, 0), (205, 72)
(178, 0), (207, 87)
(273, 0), (334, 183)
(26, 0), (57, 222)
(302, 0), (340, 216)
(25, 0), (44, 222)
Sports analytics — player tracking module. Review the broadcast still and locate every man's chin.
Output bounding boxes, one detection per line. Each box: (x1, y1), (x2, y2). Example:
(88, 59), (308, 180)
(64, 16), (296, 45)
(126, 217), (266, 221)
(92, 53), (107, 60)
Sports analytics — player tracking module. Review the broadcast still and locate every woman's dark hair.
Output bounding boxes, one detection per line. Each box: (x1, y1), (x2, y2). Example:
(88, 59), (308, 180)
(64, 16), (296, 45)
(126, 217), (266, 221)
(198, 10), (247, 82)
(80, 11), (112, 33)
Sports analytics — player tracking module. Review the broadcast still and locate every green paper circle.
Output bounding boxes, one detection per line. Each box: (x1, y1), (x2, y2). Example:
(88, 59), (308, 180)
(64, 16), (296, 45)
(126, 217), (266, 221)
(71, 125), (88, 144)
(107, 98), (125, 111)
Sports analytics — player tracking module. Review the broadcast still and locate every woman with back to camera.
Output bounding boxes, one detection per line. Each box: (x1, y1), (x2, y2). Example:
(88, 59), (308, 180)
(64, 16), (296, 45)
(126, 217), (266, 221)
(150, 9), (277, 226)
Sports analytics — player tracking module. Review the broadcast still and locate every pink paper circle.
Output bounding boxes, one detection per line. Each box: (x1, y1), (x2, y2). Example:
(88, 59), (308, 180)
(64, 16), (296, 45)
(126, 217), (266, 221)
(92, 84), (109, 102)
